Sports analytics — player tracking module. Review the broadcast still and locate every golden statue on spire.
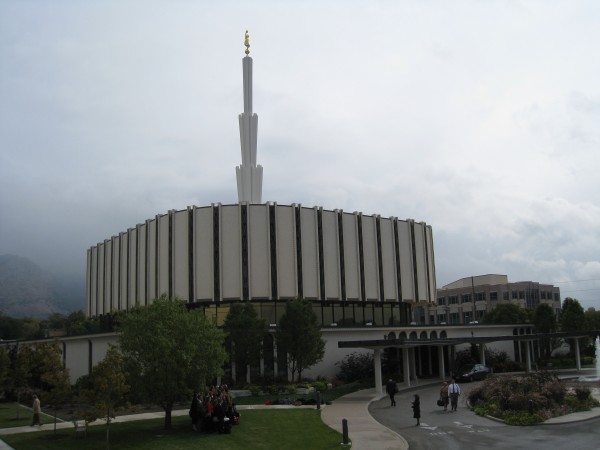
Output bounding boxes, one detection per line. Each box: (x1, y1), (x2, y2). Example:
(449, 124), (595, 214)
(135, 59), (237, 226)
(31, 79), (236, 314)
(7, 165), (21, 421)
(244, 30), (250, 55)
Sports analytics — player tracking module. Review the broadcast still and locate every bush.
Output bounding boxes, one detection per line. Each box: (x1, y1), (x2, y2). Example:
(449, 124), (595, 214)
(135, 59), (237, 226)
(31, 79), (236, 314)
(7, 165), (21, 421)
(312, 380), (328, 392)
(503, 411), (544, 426)
(335, 352), (374, 382)
(575, 387), (591, 401)
(541, 380), (566, 403)
(248, 385), (261, 396)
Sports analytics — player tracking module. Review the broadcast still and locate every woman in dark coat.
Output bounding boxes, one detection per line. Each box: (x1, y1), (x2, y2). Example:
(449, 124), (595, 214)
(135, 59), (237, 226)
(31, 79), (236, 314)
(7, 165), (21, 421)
(189, 393), (201, 431)
(411, 394), (421, 426)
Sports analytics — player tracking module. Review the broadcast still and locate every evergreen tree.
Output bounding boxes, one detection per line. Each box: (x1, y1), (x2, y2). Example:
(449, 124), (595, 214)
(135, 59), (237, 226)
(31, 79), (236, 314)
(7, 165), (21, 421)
(223, 302), (266, 383)
(276, 298), (325, 382)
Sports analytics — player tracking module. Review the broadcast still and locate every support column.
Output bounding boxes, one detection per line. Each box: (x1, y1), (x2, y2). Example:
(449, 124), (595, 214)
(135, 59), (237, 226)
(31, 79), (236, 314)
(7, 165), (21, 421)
(403, 348), (410, 387)
(525, 340), (532, 373)
(574, 339), (581, 371)
(374, 349), (383, 394)
(427, 346), (433, 376)
(410, 348), (418, 382)
(480, 343), (486, 366)
(246, 365), (251, 384)
(273, 340), (278, 377)
(438, 346), (446, 380)
(232, 360), (237, 383)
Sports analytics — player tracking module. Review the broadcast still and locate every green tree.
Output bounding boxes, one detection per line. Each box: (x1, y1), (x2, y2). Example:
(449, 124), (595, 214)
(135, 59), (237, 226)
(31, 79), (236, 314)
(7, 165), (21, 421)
(0, 347), (9, 390)
(276, 298), (325, 382)
(223, 303), (266, 383)
(560, 297), (586, 359)
(560, 298), (585, 332)
(84, 346), (129, 450)
(481, 303), (529, 324)
(585, 307), (600, 332)
(532, 303), (558, 358)
(0, 314), (23, 340)
(37, 341), (72, 436)
(118, 296), (227, 429)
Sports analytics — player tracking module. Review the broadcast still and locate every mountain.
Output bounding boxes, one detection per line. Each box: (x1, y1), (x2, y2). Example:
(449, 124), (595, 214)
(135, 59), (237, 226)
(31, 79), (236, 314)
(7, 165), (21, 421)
(0, 254), (85, 318)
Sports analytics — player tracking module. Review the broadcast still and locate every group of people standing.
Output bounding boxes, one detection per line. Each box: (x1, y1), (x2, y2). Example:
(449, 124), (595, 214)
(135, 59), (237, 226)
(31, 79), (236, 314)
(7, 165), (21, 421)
(385, 377), (462, 426)
(189, 384), (240, 434)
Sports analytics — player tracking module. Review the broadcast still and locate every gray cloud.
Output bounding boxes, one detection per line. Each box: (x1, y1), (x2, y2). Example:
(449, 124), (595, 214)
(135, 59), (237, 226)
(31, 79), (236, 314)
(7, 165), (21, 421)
(1, 0), (599, 308)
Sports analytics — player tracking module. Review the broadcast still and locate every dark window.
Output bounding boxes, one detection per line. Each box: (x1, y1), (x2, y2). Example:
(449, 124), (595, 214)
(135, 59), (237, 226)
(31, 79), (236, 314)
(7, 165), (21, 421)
(490, 292), (498, 301)
(437, 297), (446, 305)
(448, 295), (458, 304)
(461, 294), (471, 303)
(503, 291), (509, 300)
(475, 292), (485, 301)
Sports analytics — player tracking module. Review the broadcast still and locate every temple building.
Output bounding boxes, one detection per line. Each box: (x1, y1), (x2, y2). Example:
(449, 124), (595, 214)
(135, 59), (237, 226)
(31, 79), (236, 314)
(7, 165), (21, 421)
(85, 32), (437, 382)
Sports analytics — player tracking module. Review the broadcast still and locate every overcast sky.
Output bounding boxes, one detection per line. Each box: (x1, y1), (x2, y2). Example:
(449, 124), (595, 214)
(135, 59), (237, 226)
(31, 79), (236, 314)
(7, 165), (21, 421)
(1, 1), (599, 309)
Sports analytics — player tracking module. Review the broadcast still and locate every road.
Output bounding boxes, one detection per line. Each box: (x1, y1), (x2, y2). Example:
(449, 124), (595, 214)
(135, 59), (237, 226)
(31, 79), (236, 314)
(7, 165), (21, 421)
(369, 381), (600, 450)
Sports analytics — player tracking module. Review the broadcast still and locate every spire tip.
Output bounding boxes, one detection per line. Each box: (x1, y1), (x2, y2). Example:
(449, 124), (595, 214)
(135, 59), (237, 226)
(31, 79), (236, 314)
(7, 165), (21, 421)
(244, 30), (250, 55)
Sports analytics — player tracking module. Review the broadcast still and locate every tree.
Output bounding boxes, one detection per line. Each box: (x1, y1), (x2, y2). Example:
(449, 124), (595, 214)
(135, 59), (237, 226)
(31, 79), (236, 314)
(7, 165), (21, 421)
(585, 307), (600, 332)
(84, 346), (129, 450)
(0, 347), (9, 391)
(276, 298), (325, 382)
(560, 298), (585, 332)
(37, 342), (72, 436)
(223, 303), (266, 383)
(481, 303), (529, 324)
(532, 303), (558, 358)
(118, 296), (227, 429)
(560, 297), (586, 358)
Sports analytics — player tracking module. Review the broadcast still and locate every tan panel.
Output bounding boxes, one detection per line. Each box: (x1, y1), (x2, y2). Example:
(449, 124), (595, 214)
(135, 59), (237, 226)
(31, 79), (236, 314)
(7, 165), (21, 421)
(380, 218), (398, 301)
(146, 219), (157, 303)
(413, 222), (428, 301)
(172, 210), (189, 301)
(157, 215), (170, 298)
(276, 205), (297, 299)
(342, 213), (360, 301)
(322, 210), (340, 300)
(127, 228), (137, 310)
(220, 205), (242, 300)
(137, 223), (147, 306)
(397, 220), (415, 301)
(361, 215), (379, 301)
(119, 232), (128, 310)
(194, 207), (214, 301)
(300, 207), (320, 300)
(248, 204), (271, 299)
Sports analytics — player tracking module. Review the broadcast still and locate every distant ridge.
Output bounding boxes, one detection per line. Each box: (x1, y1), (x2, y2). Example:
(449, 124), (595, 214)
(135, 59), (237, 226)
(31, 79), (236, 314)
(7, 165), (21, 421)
(0, 254), (84, 318)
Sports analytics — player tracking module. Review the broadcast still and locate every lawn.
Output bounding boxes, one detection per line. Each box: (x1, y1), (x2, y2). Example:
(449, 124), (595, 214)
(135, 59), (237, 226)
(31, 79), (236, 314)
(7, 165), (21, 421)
(0, 403), (54, 428)
(2, 409), (346, 450)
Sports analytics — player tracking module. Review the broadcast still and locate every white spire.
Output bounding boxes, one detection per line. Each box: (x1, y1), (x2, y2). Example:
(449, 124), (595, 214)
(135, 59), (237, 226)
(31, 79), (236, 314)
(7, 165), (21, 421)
(236, 30), (263, 204)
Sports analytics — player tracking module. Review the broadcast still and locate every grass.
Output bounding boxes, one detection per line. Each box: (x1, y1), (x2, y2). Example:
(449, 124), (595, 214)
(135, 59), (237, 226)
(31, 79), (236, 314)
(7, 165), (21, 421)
(0, 403), (54, 428)
(2, 409), (346, 450)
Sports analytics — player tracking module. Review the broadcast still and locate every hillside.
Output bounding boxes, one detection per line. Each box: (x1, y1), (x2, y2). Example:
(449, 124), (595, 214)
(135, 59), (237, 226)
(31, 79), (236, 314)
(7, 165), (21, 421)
(0, 254), (85, 318)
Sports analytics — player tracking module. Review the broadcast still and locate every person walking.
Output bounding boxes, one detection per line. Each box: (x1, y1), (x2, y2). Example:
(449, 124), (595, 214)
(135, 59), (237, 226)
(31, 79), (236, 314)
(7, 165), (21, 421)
(448, 378), (461, 412)
(386, 379), (398, 407)
(440, 381), (449, 412)
(31, 394), (41, 426)
(411, 394), (421, 426)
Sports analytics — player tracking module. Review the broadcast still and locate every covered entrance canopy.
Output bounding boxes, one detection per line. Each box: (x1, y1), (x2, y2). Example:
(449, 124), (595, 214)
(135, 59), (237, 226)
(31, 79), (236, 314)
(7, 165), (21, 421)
(338, 330), (600, 394)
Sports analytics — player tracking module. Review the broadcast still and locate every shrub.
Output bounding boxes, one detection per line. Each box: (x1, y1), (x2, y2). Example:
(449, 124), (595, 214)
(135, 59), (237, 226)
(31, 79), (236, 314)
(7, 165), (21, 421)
(541, 380), (566, 403)
(574, 387), (591, 401)
(503, 411), (544, 426)
(312, 380), (328, 392)
(248, 384), (261, 396)
(335, 352), (374, 382)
